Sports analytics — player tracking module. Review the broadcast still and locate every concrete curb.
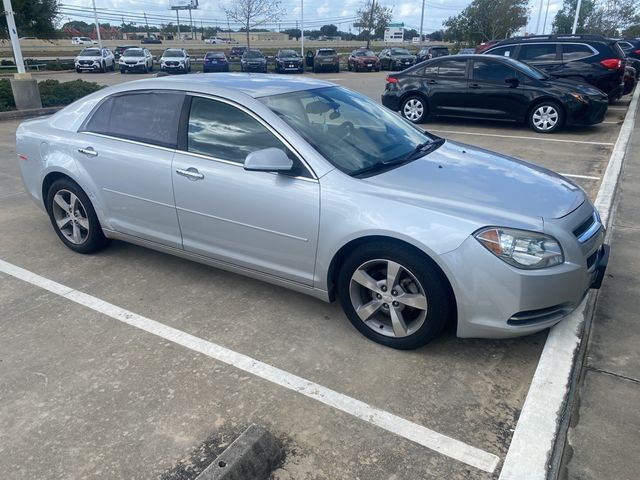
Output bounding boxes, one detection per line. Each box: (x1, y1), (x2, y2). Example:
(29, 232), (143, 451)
(0, 106), (63, 121)
(498, 86), (640, 480)
(195, 424), (283, 480)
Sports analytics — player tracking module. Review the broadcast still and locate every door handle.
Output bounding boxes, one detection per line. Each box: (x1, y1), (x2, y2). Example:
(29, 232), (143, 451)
(469, 83), (480, 89)
(427, 79), (437, 84)
(176, 168), (204, 180)
(78, 147), (98, 157)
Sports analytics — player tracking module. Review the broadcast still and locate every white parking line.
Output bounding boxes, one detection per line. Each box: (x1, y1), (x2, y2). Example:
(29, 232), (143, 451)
(558, 173), (601, 180)
(0, 258), (500, 474)
(428, 129), (615, 146)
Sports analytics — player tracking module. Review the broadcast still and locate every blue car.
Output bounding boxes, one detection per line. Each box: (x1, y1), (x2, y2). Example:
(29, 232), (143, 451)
(203, 52), (229, 72)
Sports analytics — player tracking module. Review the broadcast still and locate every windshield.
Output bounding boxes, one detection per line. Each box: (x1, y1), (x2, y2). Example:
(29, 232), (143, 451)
(80, 48), (100, 56)
(513, 60), (549, 80)
(260, 86), (437, 176)
(124, 49), (144, 57)
(163, 50), (184, 58)
(245, 50), (264, 58)
(317, 50), (336, 56)
(391, 48), (411, 55)
(354, 50), (375, 57)
(279, 50), (299, 57)
(206, 52), (224, 58)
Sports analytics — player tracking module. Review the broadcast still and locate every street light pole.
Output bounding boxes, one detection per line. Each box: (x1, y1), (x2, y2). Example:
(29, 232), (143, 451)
(419, 0), (425, 43)
(91, 0), (103, 49)
(571, 0), (583, 34)
(2, 0), (25, 74)
(300, 0), (304, 58)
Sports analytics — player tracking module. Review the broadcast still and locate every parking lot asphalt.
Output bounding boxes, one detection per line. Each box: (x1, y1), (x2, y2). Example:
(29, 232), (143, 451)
(0, 72), (632, 479)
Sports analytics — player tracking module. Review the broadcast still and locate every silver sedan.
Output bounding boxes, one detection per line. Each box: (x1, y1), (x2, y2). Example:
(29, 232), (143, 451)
(15, 75), (609, 349)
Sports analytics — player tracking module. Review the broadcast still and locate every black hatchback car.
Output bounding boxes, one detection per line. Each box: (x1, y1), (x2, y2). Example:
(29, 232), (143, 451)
(483, 35), (626, 102)
(381, 55), (608, 133)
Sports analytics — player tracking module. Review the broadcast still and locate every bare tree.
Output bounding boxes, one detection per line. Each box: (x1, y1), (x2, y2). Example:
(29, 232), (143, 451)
(224, 0), (285, 49)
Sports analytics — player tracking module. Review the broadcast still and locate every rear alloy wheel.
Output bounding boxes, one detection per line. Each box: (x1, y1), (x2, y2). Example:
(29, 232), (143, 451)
(337, 243), (450, 349)
(401, 96), (428, 123)
(46, 178), (108, 254)
(529, 102), (564, 133)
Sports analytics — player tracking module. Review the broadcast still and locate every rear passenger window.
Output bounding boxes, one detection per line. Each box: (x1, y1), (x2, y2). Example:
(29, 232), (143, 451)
(488, 46), (513, 57)
(561, 44), (594, 60)
(436, 59), (466, 77)
(519, 44), (558, 61)
(83, 91), (184, 148)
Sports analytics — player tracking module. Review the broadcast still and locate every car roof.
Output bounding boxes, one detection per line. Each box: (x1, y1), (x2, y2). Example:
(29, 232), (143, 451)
(104, 74), (335, 99)
(492, 34), (615, 46)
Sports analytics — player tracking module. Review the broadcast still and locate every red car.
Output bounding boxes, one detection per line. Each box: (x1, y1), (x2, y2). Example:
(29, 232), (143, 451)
(347, 48), (380, 72)
(475, 40), (501, 54)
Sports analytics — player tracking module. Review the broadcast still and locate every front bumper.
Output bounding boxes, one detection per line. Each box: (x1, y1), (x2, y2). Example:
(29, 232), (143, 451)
(161, 63), (186, 71)
(566, 96), (609, 126)
(120, 62), (147, 70)
(440, 202), (608, 338)
(243, 63), (266, 72)
(75, 61), (101, 71)
(203, 63), (229, 72)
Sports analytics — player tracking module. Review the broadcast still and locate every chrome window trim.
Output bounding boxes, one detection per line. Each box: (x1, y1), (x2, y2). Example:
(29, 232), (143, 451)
(488, 42), (598, 63)
(577, 213), (602, 244)
(80, 131), (178, 153)
(185, 91), (319, 181)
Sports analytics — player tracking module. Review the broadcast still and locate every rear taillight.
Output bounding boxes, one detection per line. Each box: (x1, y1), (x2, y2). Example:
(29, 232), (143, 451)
(600, 58), (622, 69)
(635, 49), (640, 54)
(386, 76), (398, 83)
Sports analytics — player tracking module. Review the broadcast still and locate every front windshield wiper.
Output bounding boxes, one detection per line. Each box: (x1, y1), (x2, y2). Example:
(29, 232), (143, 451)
(350, 138), (445, 178)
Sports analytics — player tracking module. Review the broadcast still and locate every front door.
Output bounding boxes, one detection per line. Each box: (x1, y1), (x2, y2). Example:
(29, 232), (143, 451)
(172, 95), (320, 286)
(467, 59), (528, 120)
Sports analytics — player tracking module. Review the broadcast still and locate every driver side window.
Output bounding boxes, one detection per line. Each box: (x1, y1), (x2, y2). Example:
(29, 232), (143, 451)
(186, 96), (308, 175)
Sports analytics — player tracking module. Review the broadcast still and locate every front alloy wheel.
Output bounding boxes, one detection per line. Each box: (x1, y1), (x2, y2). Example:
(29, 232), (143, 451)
(337, 242), (450, 349)
(529, 102), (564, 133)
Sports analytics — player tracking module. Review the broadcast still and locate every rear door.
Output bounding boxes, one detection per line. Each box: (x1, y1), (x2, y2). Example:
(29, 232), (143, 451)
(421, 58), (470, 116)
(74, 90), (185, 248)
(467, 58), (528, 120)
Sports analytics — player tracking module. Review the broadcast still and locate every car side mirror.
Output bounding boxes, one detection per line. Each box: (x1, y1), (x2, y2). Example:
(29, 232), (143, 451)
(505, 76), (520, 87)
(244, 148), (293, 173)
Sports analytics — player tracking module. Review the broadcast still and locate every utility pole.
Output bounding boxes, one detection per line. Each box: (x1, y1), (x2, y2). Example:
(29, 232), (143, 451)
(571, 0), (583, 34)
(143, 11), (149, 38)
(189, 6), (194, 41)
(419, 0), (425, 43)
(367, 0), (376, 49)
(91, 0), (103, 49)
(176, 9), (181, 40)
(300, 0), (304, 57)
(227, 14), (232, 42)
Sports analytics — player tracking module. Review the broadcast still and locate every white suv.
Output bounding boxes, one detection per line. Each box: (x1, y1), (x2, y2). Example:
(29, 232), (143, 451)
(160, 48), (191, 73)
(75, 47), (115, 73)
(119, 48), (154, 74)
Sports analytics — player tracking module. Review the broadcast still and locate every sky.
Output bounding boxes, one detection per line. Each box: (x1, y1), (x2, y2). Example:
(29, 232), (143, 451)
(59, 0), (565, 36)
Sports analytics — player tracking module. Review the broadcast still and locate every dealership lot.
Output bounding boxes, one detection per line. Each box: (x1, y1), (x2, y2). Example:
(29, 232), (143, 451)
(0, 71), (632, 479)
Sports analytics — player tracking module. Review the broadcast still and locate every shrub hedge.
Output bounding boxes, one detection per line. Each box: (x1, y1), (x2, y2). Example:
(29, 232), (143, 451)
(0, 78), (102, 112)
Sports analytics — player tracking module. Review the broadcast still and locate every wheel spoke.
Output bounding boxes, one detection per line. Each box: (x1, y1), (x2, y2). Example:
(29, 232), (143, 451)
(397, 292), (428, 310)
(56, 216), (71, 229)
(53, 194), (70, 210)
(352, 268), (381, 294)
(71, 222), (82, 243)
(390, 306), (409, 337)
(76, 215), (89, 230)
(356, 299), (382, 321)
(386, 261), (402, 290)
(69, 193), (79, 211)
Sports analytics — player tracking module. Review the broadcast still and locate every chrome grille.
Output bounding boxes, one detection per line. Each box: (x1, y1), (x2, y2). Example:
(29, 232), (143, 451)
(573, 212), (601, 243)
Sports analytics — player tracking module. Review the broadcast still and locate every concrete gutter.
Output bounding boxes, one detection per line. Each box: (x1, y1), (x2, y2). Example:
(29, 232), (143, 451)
(195, 424), (283, 480)
(498, 85), (640, 480)
(0, 106), (62, 121)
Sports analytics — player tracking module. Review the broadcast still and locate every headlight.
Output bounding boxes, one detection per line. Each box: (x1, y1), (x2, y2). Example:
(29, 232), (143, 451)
(569, 93), (587, 103)
(474, 227), (564, 269)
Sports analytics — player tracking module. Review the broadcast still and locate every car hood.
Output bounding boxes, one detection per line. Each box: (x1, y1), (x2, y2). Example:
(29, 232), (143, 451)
(76, 56), (101, 60)
(244, 57), (265, 62)
(355, 56), (378, 61)
(541, 77), (607, 96)
(122, 56), (145, 60)
(362, 140), (584, 222)
(392, 54), (415, 60)
(278, 56), (301, 61)
(162, 57), (185, 61)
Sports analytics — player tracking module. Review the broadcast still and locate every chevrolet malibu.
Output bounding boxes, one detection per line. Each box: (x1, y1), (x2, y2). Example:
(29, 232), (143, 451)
(15, 75), (609, 349)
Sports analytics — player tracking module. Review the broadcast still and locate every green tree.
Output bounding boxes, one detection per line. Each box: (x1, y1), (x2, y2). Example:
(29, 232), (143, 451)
(356, 0), (393, 48)
(224, 0), (285, 48)
(404, 28), (419, 41)
(443, 0), (528, 44)
(552, 0), (597, 33)
(320, 24), (338, 37)
(1, 0), (59, 39)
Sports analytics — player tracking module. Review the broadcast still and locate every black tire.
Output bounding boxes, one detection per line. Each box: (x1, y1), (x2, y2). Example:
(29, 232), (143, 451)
(348, 62), (352, 71)
(313, 65), (318, 73)
(149, 63), (154, 72)
(375, 66), (380, 72)
(336, 64), (340, 73)
(46, 178), (109, 254)
(120, 68), (126, 74)
(337, 242), (451, 349)
(110, 62), (115, 71)
(528, 100), (565, 133)
(143, 64), (148, 74)
(76, 67), (81, 73)
(400, 95), (429, 123)
(101, 61), (106, 73)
